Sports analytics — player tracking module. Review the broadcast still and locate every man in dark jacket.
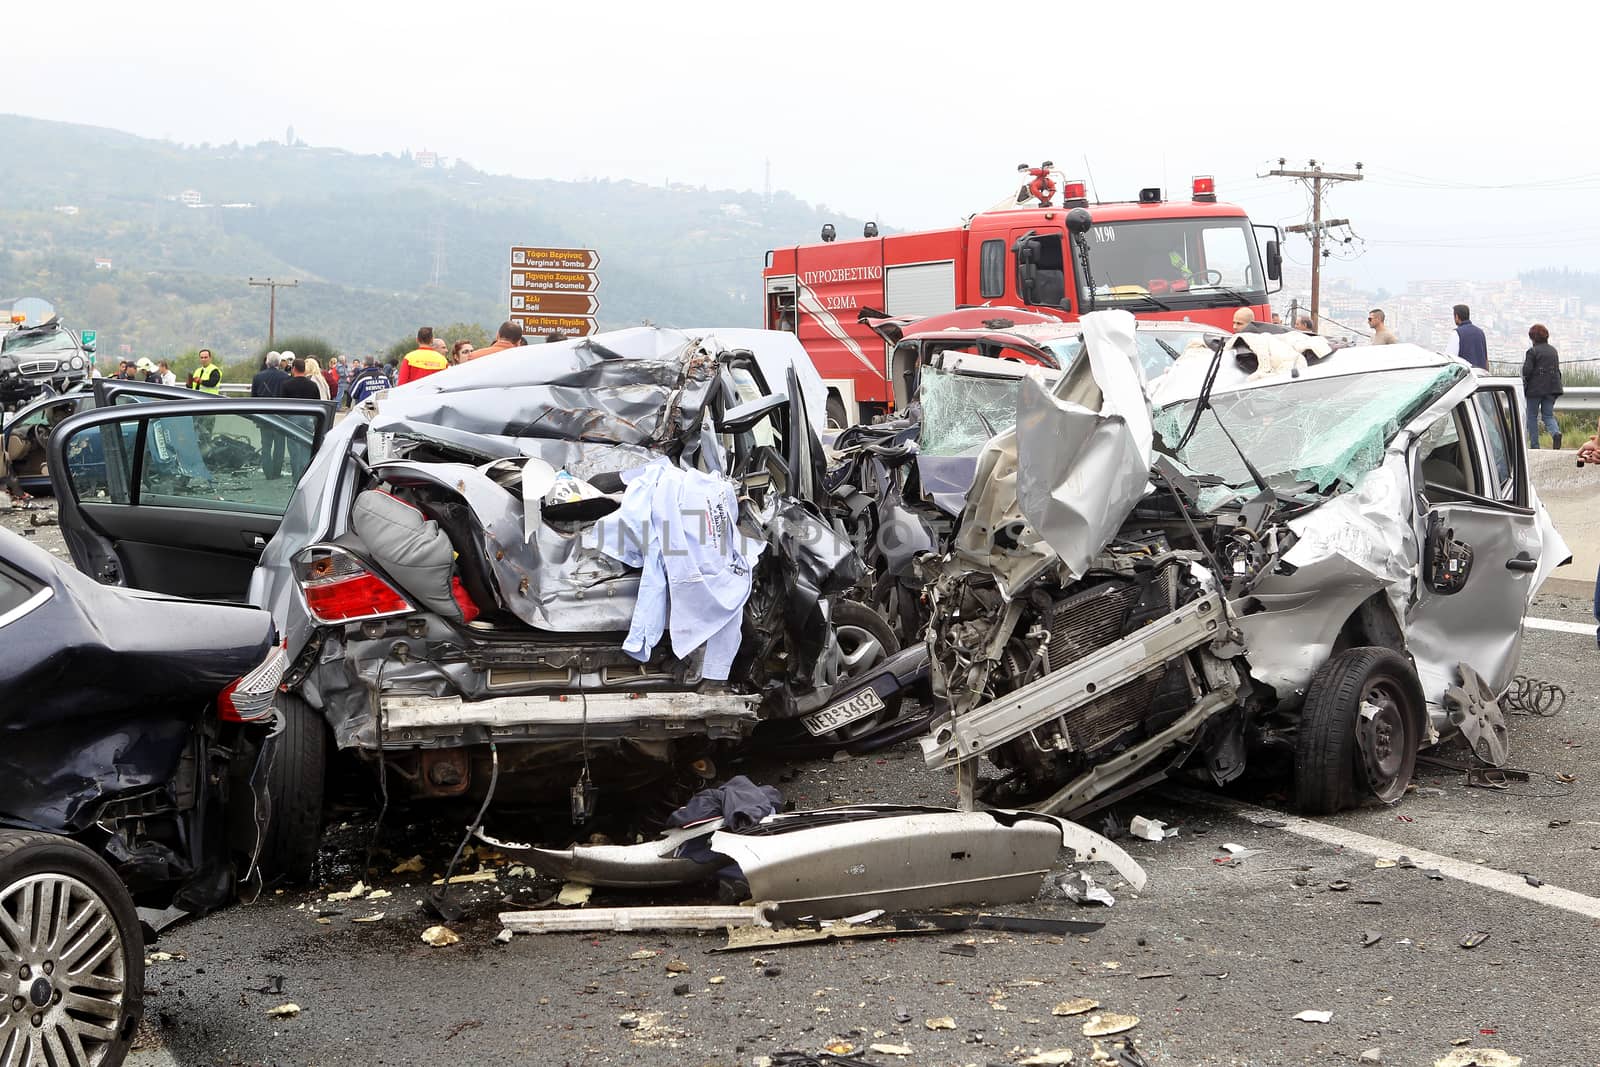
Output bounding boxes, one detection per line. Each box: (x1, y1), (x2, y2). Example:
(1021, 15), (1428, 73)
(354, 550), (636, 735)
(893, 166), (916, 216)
(1447, 304), (1488, 370)
(252, 352), (292, 479)
(1521, 323), (1563, 449)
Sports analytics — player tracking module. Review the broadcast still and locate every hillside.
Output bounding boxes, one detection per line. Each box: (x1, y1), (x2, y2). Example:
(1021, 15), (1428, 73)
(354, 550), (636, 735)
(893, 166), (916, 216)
(0, 114), (870, 366)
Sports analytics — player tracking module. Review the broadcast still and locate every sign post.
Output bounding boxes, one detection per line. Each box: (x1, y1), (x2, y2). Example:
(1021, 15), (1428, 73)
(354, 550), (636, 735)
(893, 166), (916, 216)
(508, 247), (600, 338)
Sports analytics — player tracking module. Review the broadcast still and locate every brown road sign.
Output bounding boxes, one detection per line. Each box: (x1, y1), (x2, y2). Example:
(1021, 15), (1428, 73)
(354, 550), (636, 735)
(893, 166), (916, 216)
(510, 247), (601, 271)
(509, 292), (600, 316)
(510, 269), (600, 294)
(511, 314), (596, 338)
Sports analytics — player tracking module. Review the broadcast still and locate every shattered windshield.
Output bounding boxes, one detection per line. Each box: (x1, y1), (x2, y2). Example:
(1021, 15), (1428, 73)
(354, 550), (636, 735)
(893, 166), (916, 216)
(918, 368), (1025, 457)
(1153, 365), (1466, 499)
(1, 327), (76, 355)
(1081, 218), (1266, 306)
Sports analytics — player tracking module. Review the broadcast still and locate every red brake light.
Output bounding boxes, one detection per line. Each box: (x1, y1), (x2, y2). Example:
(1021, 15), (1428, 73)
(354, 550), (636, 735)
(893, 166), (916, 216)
(219, 643), (289, 723)
(1062, 179), (1088, 203)
(294, 545), (415, 625)
(1193, 175), (1217, 202)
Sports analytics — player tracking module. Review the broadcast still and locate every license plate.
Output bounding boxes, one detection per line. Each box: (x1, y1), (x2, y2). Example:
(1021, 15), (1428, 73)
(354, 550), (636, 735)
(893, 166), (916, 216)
(802, 688), (886, 736)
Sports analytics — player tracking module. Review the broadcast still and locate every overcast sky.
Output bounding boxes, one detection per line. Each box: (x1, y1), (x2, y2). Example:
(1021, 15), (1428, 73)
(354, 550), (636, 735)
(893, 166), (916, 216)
(7, 0), (1597, 291)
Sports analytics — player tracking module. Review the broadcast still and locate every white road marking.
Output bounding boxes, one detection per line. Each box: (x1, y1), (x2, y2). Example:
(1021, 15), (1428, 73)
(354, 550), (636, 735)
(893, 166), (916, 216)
(1167, 788), (1600, 922)
(1524, 616), (1596, 636)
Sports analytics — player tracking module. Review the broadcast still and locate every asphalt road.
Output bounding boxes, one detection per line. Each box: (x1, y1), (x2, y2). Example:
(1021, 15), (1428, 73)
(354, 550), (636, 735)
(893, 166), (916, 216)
(4, 506), (1596, 1066)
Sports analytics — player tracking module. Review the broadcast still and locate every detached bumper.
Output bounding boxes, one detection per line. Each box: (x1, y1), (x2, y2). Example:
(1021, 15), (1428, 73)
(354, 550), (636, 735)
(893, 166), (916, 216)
(378, 690), (762, 748)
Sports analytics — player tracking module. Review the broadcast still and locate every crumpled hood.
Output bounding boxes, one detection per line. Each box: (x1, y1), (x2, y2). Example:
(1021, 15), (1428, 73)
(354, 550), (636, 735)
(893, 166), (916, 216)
(951, 310), (1155, 592)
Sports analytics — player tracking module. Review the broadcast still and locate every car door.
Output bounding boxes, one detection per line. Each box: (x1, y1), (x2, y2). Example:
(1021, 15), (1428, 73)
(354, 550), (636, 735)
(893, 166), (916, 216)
(1404, 383), (1543, 700)
(47, 395), (334, 600)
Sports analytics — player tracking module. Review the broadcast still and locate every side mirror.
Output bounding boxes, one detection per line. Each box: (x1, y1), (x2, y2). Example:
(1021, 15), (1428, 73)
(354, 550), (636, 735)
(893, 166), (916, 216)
(1265, 240), (1282, 282)
(1013, 234), (1039, 305)
(1065, 207), (1094, 235)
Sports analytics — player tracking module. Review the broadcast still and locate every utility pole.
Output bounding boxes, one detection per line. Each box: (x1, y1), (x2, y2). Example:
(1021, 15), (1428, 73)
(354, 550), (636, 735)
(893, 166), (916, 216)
(247, 277), (298, 349)
(1268, 160), (1362, 329)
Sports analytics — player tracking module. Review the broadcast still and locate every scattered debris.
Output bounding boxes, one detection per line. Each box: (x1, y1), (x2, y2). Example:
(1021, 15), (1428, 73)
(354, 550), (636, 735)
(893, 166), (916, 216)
(494, 928), (513, 944)
(1294, 1010), (1334, 1024)
(367, 889), (392, 900)
(1328, 880), (1353, 892)
(266, 1003), (301, 1019)
(421, 926), (460, 947)
(1523, 874), (1543, 888)
(1215, 843), (1263, 863)
(350, 913), (385, 924)
(665, 958), (690, 973)
(1458, 931), (1491, 950)
(1056, 871), (1116, 907)
(325, 880), (368, 902)
(432, 869), (498, 886)
(1128, 816), (1169, 841)
(391, 855), (425, 874)
(1374, 858), (1397, 869)
(1434, 1050), (1522, 1067)
(555, 882), (594, 906)
(869, 1044), (913, 1056)
(628, 949), (660, 960)
(146, 951), (184, 963)
(925, 1017), (957, 1030)
(1082, 1013), (1139, 1037)
(1019, 1050), (1076, 1065)
(1362, 931), (1383, 947)
(1361, 1050), (1384, 1064)
(1053, 998), (1100, 1017)
(502, 905), (764, 935)
(940, 943), (978, 958)
(254, 976), (285, 995)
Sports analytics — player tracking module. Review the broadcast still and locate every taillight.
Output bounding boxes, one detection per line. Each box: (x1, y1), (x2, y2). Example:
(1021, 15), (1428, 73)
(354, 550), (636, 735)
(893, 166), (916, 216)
(220, 642), (289, 723)
(294, 545), (415, 625)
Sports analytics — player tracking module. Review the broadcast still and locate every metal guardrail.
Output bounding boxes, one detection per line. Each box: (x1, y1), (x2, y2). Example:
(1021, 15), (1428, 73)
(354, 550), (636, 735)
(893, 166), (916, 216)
(1554, 387), (1600, 414)
(219, 383), (251, 397)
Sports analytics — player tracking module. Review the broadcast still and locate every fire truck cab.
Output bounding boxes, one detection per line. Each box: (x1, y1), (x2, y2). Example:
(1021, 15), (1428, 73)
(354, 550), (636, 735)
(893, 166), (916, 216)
(764, 177), (1282, 426)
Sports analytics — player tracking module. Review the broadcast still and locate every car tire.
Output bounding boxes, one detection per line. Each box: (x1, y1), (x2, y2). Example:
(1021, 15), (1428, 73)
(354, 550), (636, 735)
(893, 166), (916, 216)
(0, 829), (143, 1064)
(827, 600), (904, 737)
(825, 394), (850, 430)
(1294, 646), (1423, 815)
(260, 693), (329, 885)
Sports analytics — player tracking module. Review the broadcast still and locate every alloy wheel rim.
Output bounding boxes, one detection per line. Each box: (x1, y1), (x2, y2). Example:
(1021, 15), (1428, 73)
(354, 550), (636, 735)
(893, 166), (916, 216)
(0, 872), (127, 1066)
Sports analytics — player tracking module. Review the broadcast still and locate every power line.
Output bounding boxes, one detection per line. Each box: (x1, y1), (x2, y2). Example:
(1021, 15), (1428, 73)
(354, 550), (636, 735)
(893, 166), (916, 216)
(1269, 159), (1365, 330)
(247, 277), (298, 350)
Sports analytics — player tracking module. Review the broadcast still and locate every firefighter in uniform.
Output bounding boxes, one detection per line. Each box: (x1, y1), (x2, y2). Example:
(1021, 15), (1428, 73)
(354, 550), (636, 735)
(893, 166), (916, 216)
(188, 349), (223, 394)
(397, 326), (449, 385)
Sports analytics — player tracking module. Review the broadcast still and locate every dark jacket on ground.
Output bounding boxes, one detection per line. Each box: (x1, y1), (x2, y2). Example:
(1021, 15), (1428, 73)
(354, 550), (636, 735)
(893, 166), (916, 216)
(1522, 341), (1563, 398)
(252, 366), (290, 398)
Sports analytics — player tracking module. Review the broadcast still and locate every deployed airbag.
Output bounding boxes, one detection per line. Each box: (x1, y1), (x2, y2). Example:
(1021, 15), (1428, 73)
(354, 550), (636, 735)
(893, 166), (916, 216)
(350, 489), (462, 619)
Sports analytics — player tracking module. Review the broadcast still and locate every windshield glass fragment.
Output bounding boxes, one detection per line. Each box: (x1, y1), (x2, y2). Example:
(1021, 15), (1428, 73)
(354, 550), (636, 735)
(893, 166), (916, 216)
(1152, 365), (1465, 498)
(917, 369), (1025, 457)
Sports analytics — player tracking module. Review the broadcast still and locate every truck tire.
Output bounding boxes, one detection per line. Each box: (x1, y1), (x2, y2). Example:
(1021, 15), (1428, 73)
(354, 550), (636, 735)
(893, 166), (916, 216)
(1294, 647), (1422, 814)
(825, 394), (850, 430)
(260, 693), (329, 885)
(0, 829), (143, 1065)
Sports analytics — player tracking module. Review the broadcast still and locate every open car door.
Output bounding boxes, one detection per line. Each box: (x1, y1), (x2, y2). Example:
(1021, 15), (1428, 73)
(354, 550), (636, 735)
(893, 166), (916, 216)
(47, 394), (334, 600)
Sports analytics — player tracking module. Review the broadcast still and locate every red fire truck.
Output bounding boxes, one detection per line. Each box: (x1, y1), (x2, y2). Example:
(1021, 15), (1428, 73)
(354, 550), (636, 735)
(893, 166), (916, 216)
(762, 176), (1283, 425)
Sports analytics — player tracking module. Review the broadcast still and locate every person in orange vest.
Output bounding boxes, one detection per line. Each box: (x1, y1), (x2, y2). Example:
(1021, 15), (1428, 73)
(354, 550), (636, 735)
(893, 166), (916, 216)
(397, 326), (449, 384)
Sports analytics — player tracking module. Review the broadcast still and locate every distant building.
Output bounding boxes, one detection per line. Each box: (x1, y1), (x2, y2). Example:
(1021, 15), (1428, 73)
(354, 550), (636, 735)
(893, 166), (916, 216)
(94, 258), (113, 271)
(52, 205), (79, 216)
(416, 149), (438, 170)
(180, 189), (203, 207)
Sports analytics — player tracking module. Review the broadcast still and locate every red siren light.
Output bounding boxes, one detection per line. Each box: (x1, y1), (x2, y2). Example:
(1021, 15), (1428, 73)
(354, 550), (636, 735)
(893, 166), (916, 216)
(1193, 175), (1217, 202)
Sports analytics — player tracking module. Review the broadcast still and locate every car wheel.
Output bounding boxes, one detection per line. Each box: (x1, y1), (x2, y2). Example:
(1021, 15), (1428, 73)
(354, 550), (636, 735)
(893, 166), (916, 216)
(0, 830), (142, 1065)
(260, 693), (329, 884)
(825, 394), (849, 430)
(823, 600), (904, 740)
(1294, 647), (1423, 814)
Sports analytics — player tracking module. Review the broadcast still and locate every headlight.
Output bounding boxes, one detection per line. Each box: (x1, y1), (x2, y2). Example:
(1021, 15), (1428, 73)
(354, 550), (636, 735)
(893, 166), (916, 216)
(69, 356), (84, 370)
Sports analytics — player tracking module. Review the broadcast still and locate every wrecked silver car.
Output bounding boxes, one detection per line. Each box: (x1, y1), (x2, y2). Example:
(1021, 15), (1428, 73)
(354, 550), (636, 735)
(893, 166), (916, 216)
(48, 329), (905, 881)
(921, 311), (1568, 815)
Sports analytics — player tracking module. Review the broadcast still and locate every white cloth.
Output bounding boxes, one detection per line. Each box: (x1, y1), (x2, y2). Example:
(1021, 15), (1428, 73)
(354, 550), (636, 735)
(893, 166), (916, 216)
(1445, 331), (1459, 360)
(587, 459), (754, 680)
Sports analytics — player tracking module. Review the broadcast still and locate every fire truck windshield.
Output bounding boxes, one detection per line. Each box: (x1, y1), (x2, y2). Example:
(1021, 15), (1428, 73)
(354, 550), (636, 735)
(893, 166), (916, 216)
(1078, 217), (1266, 309)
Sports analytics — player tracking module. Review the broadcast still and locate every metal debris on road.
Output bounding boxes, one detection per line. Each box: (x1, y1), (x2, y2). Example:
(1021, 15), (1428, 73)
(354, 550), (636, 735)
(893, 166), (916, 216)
(1056, 870), (1116, 907)
(1019, 1050), (1076, 1065)
(503, 905), (765, 934)
(1294, 1009), (1334, 1023)
(869, 1044), (913, 1056)
(266, 1003), (302, 1018)
(1053, 997), (1100, 1016)
(1458, 930), (1491, 949)
(940, 942), (978, 957)
(924, 1016), (957, 1030)
(1362, 931), (1383, 947)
